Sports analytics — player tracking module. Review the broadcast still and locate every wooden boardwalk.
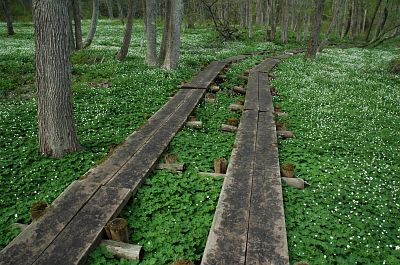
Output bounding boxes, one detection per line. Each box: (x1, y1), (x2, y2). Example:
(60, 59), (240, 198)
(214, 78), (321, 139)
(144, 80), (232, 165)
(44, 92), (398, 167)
(201, 51), (303, 265)
(0, 59), (232, 265)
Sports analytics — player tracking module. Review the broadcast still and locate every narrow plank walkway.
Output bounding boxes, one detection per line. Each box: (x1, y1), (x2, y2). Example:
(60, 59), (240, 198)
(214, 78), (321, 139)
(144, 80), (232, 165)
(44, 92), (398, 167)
(0, 58), (232, 265)
(202, 50), (304, 265)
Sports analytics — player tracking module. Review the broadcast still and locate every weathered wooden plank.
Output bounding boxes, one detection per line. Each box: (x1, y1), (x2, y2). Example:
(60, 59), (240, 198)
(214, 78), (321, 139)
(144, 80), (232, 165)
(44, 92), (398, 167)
(246, 112), (288, 265)
(252, 58), (280, 73)
(181, 61), (227, 89)
(107, 89), (206, 189)
(244, 73), (259, 111)
(0, 181), (100, 265)
(33, 186), (132, 265)
(220, 54), (248, 63)
(84, 89), (191, 185)
(258, 73), (274, 113)
(201, 110), (258, 265)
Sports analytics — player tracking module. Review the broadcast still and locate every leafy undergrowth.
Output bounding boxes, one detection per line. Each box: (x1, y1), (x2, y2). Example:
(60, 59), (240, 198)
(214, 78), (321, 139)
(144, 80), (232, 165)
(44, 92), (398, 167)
(86, 54), (269, 264)
(0, 20), (280, 255)
(272, 48), (400, 264)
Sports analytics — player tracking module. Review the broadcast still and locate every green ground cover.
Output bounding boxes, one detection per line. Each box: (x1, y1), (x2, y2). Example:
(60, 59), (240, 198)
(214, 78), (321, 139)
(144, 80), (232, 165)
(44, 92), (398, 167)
(273, 48), (400, 264)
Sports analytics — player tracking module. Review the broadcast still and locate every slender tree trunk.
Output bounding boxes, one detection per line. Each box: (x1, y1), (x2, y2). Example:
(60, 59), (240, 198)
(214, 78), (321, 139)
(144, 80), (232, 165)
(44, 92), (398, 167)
(349, 0), (356, 40)
(281, 0), (289, 43)
(33, 0), (81, 158)
(365, 0), (382, 41)
(295, 0), (303, 42)
(117, 0), (125, 24)
(318, 0), (344, 52)
(187, 0), (195, 28)
(256, 0), (262, 25)
(248, 0), (253, 38)
(372, 1), (389, 42)
(159, 0), (171, 64)
(84, 0), (100, 48)
(145, 0), (158, 65)
(1, 0), (15, 35)
(291, 0), (296, 30)
(116, 0), (134, 60)
(362, 8), (367, 33)
(162, 0), (183, 70)
(340, 0), (349, 38)
(107, 0), (114, 19)
(269, 0), (276, 40)
(305, 0), (325, 59)
(72, 0), (83, 50)
(303, 2), (311, 41)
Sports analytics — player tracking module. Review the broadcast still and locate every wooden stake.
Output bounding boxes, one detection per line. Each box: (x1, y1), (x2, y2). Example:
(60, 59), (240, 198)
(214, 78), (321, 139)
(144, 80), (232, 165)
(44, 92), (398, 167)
(30, 200), (48, 221)
(233, 86), (246, 94)
(205, 98), (215, 103)
(156, 163), (186, 172)
(281, 163), (295, 178)
(106, 218), (129, 243)
(185, 121), (203, 129)
(277, 130), (295, 138)
(214, 158), (228, 174)
(100, 240), (143, 261)
(165, 153), (178, 164)
(229, 104), (244, 111)
(221, 124), (238, 132)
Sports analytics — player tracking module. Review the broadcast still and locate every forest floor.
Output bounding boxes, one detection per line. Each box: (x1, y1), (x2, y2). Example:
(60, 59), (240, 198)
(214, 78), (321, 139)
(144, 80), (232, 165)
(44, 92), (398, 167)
(0, 20), (399, 264)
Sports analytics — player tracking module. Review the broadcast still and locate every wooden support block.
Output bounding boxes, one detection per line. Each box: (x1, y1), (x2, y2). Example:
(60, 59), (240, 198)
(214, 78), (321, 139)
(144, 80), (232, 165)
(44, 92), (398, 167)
(205, 98), (215, 103)
(227, 117), (239, 126)
(282, 177), (307, 189)
(188, 115), (197, 121)
(156, 163), (186, 172)
(221, 124), (238, 132)
(210, 85), (220, 92)
(198, 172), (225, 178)
(172, 260), (194, 265)
(214, 158), (228, 174)
(238, 75), (248, 81)
(30, 200), (48, 221)
(233, 86), (246, 95)
(106, 218), (129, 243)
(277, 130), (295, 138)
(100, 240), (143, 261)
(281, 163), (295, 178)
(229, 104), (244, 111)
(244, 70), (250, 76)
(185, 121), (203, 129)
(275, 111), (288, 117)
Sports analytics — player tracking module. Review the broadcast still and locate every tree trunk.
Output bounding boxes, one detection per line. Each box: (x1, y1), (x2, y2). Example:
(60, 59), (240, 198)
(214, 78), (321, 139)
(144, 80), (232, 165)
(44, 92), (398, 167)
(340, 0), (349, 38)
(116, 0), (134, 60)
(372, 1), (389, 42)
(305, 0), (325, 59)
(33, 0), (81, 158)
(107, 0), (114, 19)
(291, 0), (296, 30)
(162, 0), (183, 70)
(256, 0), (262, 25)
(159, 0), (171, 64)
(1, 0), (15, 35)
(187, 0), (195, 28)
(365, 0), (382, 41)
(281, 0), (289, 43)
(145, 0), (158, 65)
(84, 0), (100, 48)
(117, 0), (125, 24)
(295, 0), (303, 42)
(72, 0), (83, 50)
(248, 0), (253, 38)
(349, 0), (356, 40)
(269, 0), (276, 41)
(318, 0), (344, 51)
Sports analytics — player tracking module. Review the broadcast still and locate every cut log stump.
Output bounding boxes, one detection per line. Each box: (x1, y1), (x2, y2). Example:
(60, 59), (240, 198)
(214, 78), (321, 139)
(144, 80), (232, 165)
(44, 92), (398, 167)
(277, 130), (295, 138)
(105, 218), (129, 243)
(229, 104), (244, 111)
(233, 86), (246, 95)
(185, 121), (203, 129)
(156, 163), (186, 172)
(282, 177), (307, 189)
(214, 158), (228, 174)
(100, 240), (143, 261)
(221, 124), (238, 132)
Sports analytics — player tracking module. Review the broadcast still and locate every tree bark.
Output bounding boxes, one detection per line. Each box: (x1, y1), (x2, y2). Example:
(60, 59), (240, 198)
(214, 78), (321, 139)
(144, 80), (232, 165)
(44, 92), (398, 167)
(72, 0), (83, 50)
(372, 1), (389, 42)
(305, 0), (325, 59)
(268, 0), (276, 41)
(256, 0), (262, 25)
(1, 0), (15, 35)
(84, 0), (100, 48)
(248, 0), (253, 38)
(116, 0), (134, 60)
(159, 0), (171, 64)
(187, 0), (195, 28)
(318, 0), (344, 51)
(117, 0), (125, 24)
(33, 0), (81, 158)
(365, 0), (382, 41)
(145, 0), (158, 65)
(107, 0), (114, 19)
(281, 0), (289, 43)
(162, 0), (183, 70)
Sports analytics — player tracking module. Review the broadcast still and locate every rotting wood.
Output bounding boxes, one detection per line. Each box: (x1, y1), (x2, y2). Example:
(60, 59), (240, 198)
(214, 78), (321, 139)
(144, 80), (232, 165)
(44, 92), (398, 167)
(214, 158), (228, 174)
(210, 85), (220, 92)
(277, 130), (295, 138)
(221, 124), (238, 132)
(106, 218), (129, 243)
(244, 72), (259, 111)
(229, 104), (244, 111)
(198, 172), (226, 178)
(185, 121), (203, 129)
(100, 240), (143, 261)
(282, 177), (307, 189)
(156, 163), (186, 172)
(233, 86), (246, 95)
(165, 153), (178, 164)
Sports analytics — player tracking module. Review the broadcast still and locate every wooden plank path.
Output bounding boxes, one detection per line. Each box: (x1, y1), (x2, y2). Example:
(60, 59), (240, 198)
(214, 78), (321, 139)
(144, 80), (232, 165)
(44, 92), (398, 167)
(0, 58), (233, 265)
(202, 52), (300, 264)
